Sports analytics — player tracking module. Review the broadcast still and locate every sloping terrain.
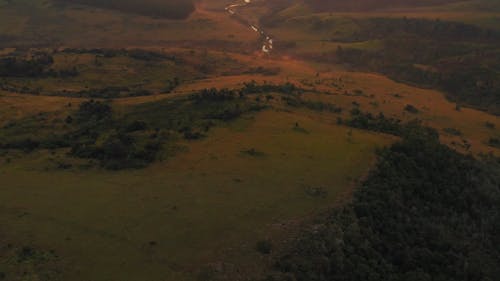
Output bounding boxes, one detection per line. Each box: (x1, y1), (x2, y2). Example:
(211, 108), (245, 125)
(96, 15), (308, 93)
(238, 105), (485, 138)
(59, 0), (195, 19)
(0, 0), (499, 280)
(1, 46), (499, 280)
(307, 0), (464, 11)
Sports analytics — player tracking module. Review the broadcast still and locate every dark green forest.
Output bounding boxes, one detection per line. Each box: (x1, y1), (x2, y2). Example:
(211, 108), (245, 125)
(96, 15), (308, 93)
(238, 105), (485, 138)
(272, 130), (500, 281)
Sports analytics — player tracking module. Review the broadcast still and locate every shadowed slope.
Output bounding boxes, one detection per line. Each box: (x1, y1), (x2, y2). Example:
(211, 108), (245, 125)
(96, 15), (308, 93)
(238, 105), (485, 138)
(59, 0), (195, 19)
(307, 0), (464, 11)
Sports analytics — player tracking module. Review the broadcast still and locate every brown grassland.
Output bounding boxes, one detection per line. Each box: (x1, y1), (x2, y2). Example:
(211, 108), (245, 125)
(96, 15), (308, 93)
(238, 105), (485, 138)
(0, 0), (499, 280)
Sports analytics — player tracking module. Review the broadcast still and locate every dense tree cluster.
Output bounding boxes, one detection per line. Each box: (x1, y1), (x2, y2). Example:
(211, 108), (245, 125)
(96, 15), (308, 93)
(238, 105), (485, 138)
(70, 132), (161, 170)
(61, 48), (179, 62)
(0, 53), (53, 77)
(240, 81), (302, 95)
(273, 130), (500, 281)
(281, 96), (342, 113)
(66, 100), (165, 169)
(333, 18), (499, 43)
(55, 86), (153, 98)
(190, 88), (241, 103)
(346, 111), (403, 135)
(0, 52), (79, 78)
(74, 100), (112, 123)
(488, 138), (500, 149)
(344, 108), (436, 139)
(0, 85), (271, 169)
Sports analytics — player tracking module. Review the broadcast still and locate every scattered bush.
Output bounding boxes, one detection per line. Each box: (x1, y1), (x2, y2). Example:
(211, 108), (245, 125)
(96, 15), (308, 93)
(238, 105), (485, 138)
(404, 104), (419, 113)
(443, 127), (462, 136)
(123, 120), (148, 133)
(244, 66), (281, 76)
(162, 78), (180, 94)
(241, 148), (266, 157)
(74, 100), (112, 123)
(305, 186), (328, 198)
(488, 137), (500, 148)
(256, 240), (272, 255)
(182, 128), (205, 140)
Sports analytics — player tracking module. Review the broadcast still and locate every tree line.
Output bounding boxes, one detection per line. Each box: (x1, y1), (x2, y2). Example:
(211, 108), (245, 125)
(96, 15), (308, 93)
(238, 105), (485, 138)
(271, 127), (500, 281)
(0, 52), (78, 78)
(300, 17), (500, 114)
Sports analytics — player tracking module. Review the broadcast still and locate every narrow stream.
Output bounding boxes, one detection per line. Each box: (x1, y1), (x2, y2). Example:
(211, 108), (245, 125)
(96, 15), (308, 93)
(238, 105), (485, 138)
(225, 0), (273, 53)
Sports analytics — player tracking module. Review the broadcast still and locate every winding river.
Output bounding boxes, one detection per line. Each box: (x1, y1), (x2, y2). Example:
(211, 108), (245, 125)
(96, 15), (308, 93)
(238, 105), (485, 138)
(225, 0), (273, 53)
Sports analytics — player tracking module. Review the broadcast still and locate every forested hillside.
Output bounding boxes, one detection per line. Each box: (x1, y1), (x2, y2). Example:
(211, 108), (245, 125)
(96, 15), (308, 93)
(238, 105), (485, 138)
(274, 129), (500, 281)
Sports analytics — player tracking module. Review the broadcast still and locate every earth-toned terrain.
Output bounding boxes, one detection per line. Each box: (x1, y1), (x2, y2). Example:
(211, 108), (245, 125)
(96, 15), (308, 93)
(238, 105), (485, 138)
(0, 0), (499, 280)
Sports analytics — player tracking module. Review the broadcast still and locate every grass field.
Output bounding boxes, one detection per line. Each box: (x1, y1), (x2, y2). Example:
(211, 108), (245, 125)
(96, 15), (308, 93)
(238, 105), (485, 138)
(0, 108), (393, 281)
(286, 70), (500, 154)
(1, 0), (499, 280)
(264, 0), (500, 57)
(1, 64), (498, 279)
(0, 0), (258, 49)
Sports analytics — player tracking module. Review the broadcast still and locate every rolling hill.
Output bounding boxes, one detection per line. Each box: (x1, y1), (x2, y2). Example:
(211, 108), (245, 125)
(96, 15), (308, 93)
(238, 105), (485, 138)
(307, 0), (467, 12)
(59, 0), (195, 19)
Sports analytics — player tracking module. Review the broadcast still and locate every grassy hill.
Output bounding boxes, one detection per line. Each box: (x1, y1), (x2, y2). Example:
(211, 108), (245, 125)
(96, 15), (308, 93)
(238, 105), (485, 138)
(306, 0), (469, 11)
(0, 0), (499, 280)
(1, 46), (498, 280)
(59, 0), (195, 19)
